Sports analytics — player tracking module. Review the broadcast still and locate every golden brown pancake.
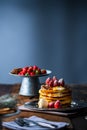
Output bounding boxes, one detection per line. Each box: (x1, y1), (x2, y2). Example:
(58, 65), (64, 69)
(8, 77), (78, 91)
(39, 85), (72, 108)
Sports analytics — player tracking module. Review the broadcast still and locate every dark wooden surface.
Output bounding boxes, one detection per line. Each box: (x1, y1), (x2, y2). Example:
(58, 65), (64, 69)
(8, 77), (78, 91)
(0, 83), (87, 130)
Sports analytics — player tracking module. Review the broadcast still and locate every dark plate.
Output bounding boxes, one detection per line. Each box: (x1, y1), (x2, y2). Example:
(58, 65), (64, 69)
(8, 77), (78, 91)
(1, 109), (20, 118)
(24, 100), (87, 113)
(9, 70), (52, 78)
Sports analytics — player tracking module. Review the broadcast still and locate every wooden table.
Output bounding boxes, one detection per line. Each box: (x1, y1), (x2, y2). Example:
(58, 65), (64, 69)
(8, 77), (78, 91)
(0, 83), (87, 130)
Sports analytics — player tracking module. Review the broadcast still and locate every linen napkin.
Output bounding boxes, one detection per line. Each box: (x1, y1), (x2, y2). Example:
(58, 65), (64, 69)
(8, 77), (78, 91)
(3, 116), (69, 130)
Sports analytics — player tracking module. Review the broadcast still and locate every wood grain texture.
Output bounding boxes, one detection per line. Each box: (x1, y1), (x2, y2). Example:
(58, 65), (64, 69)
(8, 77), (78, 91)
(0, 83), (87, 130)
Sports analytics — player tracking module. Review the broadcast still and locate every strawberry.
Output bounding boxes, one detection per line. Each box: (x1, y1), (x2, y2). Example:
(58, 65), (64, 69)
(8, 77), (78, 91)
(22, 66), (28, 71)
(22, 67), (28, 74)
(30, 71), (35, 76)
(18, 71), (24, 76)
(52, 76), (58, 81)
(53, 80), (58, 87)
(49, 79), (53, 87)
(27, 66), (33, 74)
(58, 78), (65, 86)
(54, 100), (61, 108)
(45, 77), (51, 85)
(33, 65), (38, 71)
(48, 102), (55, 108)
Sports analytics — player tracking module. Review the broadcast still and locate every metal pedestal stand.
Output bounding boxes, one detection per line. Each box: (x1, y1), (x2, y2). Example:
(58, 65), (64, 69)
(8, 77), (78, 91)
(19, 77), (40, 96)
(10, 70), (52, 104)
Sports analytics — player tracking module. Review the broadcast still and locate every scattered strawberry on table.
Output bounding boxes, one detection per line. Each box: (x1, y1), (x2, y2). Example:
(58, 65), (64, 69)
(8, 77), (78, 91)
(17, 65), (47, 76)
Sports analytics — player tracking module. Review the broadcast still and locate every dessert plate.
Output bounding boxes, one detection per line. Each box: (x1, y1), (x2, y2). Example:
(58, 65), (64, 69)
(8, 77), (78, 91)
(24, 100), (87, 113)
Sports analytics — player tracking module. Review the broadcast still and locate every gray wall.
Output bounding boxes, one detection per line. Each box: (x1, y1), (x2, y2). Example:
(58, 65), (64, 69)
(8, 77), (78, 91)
(0, 0), (87, 84)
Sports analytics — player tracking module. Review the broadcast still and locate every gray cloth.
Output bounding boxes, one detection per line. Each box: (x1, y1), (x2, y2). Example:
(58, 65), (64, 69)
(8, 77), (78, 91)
(3, 116), (69, 130)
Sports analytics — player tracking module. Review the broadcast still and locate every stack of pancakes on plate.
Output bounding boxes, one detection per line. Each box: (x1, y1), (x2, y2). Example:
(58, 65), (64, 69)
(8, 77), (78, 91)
(39, 76), (72, 108)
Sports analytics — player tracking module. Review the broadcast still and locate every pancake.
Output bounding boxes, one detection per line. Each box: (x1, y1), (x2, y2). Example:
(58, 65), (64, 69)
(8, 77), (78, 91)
(38, 76), (72, 108)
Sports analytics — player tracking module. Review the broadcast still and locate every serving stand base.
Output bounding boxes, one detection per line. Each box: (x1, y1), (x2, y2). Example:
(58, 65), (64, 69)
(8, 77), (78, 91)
(19, 77), (41, 97)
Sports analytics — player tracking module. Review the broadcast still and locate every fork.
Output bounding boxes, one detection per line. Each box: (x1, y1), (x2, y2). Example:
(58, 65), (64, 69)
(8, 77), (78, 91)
(15, 117), (58, 128)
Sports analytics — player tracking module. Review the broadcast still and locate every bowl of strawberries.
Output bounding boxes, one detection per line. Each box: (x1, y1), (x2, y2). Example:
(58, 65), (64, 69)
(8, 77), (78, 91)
(10, 65), (51, 77)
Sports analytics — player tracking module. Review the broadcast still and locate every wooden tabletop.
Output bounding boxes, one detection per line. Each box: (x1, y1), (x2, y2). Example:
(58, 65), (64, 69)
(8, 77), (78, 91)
(0, 83), (87, 130)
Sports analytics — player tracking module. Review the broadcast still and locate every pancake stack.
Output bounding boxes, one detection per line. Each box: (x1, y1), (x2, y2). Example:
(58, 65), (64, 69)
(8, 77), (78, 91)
(38, 76), (72, 108)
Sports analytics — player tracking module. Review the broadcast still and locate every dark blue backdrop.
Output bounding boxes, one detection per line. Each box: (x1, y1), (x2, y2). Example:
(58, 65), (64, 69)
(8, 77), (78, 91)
(0, 0), (87, 84)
